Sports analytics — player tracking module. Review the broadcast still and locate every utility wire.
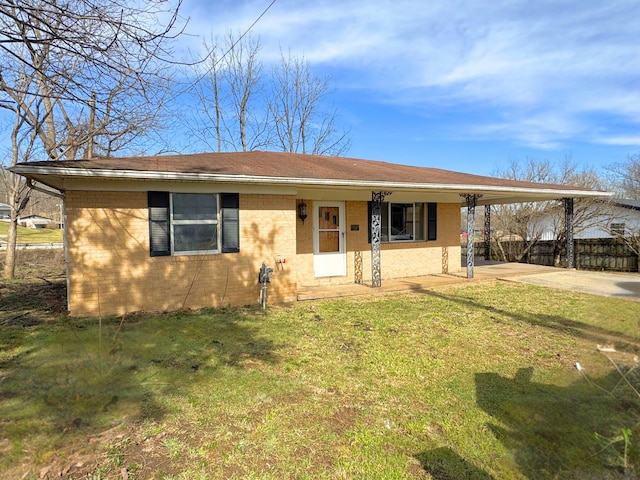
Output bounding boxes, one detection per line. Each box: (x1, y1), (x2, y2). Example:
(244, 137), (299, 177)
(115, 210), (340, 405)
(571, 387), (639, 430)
(215, 0), (277, 69)
(185, 0), (277, 91)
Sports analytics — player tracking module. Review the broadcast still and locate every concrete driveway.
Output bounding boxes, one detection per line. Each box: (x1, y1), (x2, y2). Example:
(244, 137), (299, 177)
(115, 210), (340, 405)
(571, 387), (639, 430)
(502, 268), (640, 301)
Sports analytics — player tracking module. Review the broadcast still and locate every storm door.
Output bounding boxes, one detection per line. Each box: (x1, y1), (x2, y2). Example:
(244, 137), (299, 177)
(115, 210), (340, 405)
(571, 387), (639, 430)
(313, 202), (346, 277)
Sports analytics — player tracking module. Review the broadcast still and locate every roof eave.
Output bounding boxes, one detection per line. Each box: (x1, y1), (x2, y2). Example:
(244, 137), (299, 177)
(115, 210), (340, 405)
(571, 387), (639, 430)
(10, 165), (611, 201)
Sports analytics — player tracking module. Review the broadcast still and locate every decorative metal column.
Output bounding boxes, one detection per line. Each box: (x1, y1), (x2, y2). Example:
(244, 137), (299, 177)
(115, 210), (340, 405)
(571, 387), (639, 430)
(564, 197), (575, 269)
(354, 251), (363, 284)
(461, 194), (483, 278)
(484, 204), (491, 261)
(442, 247), (449, 274)
(371, 191), (391, 287)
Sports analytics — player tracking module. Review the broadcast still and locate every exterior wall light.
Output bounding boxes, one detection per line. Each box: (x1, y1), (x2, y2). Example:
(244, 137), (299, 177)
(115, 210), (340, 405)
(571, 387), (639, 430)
(298, 200), (308, 224)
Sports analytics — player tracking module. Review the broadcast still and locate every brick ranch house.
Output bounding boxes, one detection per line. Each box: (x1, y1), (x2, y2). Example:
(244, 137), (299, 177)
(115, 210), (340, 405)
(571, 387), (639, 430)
(11, 151), (608, 317)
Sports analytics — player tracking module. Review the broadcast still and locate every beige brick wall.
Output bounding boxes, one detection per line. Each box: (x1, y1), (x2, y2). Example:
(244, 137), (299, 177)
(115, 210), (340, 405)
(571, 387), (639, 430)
(66, 191), (297, 317)
(296, 200), (461, 287)
(67, 192), (462, 315)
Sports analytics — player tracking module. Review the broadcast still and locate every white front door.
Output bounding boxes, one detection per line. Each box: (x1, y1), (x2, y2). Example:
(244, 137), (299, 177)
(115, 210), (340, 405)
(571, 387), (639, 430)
(313, 201), (347, 277)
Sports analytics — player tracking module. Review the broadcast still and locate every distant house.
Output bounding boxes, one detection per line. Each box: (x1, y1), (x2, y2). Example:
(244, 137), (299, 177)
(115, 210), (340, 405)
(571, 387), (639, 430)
(19, 214), (53, 229)
(0, 202), (10, 219)
(538, 199), (640, 240)
(10, 151), (608, 317)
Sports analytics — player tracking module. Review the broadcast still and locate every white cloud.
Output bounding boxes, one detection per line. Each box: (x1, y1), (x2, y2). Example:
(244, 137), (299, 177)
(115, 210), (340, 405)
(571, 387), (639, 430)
(179, 0), (640, 151)
(596, 136), (640, 147)
(462, 110), (580, 150)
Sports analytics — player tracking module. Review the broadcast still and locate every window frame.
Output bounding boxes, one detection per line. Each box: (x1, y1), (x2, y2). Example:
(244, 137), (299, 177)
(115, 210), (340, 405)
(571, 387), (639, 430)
(148, 191), (239, 257)
(170, 193), (220, 255)
(387, 202), (422, 242)
(368, 201), (437, 244)
(610, 222), (626, 236)
(367, 202), (426, 243)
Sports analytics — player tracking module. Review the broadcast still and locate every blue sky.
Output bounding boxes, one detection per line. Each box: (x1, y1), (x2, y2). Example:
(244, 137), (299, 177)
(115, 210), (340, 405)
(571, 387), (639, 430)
(178, 0), (640, 176)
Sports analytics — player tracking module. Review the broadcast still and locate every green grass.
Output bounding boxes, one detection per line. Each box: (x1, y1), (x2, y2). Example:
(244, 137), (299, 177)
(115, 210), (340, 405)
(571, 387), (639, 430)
(1, 281), (640, 479)
(0, 221), (63, 244)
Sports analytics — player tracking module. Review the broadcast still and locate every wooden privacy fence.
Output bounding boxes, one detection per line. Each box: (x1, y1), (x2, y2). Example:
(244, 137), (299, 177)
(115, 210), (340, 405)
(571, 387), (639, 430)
(473, 239), (639, 273)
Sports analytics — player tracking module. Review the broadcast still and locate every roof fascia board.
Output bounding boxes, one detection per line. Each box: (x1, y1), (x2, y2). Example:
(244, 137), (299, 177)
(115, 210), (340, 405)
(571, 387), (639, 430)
(59, 177), (298, 195)
(11, 165), (611, 199)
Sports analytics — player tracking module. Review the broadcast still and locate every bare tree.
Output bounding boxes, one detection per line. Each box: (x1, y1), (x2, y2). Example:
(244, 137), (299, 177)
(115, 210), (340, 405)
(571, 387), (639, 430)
(587, 198), (640, 265)
(269, 50), (350, 156)
(608, 154), (640, 200)
(491, 158), (559, 262)
(191, 34), (350, 156)
(1, 71), (39, 273)
(226, 33), (266, 152)
(601, 156), (640, 260)
(193, 41), (224, 152)
(608, 215), (640, 262)
(492, 157), (606, 265)
(0, 0), (183, 106)
(0, 0), (185, 278)
(490, 202), (547, 263)
(193, 32), (268, 152)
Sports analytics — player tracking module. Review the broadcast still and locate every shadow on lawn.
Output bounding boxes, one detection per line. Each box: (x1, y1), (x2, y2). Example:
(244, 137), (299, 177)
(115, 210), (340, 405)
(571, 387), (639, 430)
(415, 447), (494, 479)
(0, 307), (280, 467)
(0, 279), (67, 326)
(476, 367), (640, 479)
(421, 288), (640, 351)
(415, 287), (640, 478)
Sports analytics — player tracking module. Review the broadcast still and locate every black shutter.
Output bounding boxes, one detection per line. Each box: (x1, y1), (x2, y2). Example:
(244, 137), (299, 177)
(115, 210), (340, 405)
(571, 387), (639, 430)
(427, 202), (437, 241)
(221, 193), (240, 253)
(148, 191), (171, 256)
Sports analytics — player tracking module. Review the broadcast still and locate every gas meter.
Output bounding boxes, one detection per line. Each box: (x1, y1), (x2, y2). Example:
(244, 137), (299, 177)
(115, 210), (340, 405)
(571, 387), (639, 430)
(258, 262), (274, 309)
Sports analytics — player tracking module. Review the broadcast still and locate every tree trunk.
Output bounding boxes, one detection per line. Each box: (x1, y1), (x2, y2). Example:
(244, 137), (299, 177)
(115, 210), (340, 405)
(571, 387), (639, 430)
(3, 199), (18, 279)
(495, 239), (508, 262)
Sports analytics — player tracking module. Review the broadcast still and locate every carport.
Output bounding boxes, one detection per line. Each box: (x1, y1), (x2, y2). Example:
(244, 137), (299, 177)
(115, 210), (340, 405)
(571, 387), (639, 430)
(459, 195), (583, 279)
(371, 183), (610, 282)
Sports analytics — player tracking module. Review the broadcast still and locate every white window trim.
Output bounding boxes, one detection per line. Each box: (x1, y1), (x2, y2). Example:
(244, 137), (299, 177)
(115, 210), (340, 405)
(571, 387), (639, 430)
(383, 202), (426, 243)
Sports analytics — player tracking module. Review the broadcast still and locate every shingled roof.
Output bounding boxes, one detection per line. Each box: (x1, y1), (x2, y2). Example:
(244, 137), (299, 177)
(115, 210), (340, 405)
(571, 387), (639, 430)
(11, 151), (610, 205)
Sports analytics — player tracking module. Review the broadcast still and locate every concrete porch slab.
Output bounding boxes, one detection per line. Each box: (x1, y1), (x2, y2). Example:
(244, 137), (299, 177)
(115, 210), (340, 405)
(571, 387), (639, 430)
(296, 262), (559, 301)
(297, 262), (640, 302)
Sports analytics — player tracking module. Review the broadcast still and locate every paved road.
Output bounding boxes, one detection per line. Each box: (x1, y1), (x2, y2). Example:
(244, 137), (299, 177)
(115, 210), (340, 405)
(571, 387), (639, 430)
(0, 242), (63, 250)
(506, 269), (640, 301)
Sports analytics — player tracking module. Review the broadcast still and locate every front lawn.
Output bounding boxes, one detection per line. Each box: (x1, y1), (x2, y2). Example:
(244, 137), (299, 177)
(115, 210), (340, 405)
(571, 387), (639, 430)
(1, 280), (639, 479)
(0, 221), (63, 244)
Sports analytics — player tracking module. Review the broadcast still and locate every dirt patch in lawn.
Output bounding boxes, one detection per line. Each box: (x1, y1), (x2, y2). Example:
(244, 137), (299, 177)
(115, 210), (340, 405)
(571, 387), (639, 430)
(0, 249), (67, 325)
(0, 279), (67, 325)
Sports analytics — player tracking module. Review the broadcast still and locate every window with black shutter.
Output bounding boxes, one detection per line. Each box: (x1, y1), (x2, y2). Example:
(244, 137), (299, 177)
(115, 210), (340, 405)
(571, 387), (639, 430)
(367, 201), (427, 243)
(148, 192), (240, 256)
(148, 191), (170, 256)
(221, 193), (240, 253)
